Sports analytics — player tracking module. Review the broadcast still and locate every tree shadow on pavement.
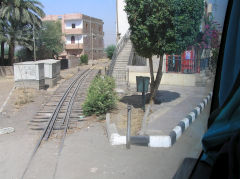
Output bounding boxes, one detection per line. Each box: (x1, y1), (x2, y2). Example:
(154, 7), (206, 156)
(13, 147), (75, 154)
(120, 90), (180, 108)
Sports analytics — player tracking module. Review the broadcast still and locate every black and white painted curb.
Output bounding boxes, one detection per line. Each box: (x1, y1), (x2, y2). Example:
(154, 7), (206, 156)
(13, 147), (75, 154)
(106, 92), (213, 148)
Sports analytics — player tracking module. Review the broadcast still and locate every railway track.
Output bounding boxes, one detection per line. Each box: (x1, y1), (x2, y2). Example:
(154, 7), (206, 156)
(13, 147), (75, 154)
(22, 68), (99, 179)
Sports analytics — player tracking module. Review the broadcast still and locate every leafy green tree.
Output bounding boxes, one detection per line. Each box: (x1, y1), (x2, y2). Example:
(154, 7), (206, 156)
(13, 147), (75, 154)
(36, 21), (63, 59)
(0, 0), (45, 64)
(105, 45), (116, 59)
(16, 21), (64, 60)
(125, 0), (204, 102)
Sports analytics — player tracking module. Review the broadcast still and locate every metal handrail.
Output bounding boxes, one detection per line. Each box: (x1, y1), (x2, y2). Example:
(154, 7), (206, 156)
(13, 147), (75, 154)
(108, 30), (131, 76)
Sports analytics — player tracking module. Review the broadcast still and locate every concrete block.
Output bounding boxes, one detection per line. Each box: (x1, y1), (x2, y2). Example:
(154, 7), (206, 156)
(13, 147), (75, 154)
(14, 61), (45, 89)
(37, 59), (61, 79)
(15, 79), (45, 90)
(14, 61), (44, 81)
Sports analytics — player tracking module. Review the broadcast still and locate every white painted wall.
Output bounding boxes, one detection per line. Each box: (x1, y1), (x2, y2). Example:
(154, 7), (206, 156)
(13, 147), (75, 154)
(65, 35), (83, 44)
(117, 0), (130, 39)
(65, 20), (83, 29)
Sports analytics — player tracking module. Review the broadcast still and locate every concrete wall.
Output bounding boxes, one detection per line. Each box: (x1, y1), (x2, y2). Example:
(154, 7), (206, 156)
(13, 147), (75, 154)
(68, 56), (80, 68)
(14, 62), (45, 81)
(66, 35), (83, 44)
(127, 66), (198, 87)
(38, 59), (60, 79)
(117, 0), (130, 39)
(65, 19), (83, 29)
(0, 66), (14, 77)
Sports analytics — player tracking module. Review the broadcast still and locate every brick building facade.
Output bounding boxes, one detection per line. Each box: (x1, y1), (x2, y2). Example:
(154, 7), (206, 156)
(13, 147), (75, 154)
(43, 13), (104, 59)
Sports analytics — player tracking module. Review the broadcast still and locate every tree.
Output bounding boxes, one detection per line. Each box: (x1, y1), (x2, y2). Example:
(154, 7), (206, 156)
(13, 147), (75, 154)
(125, 0), (204, 102)
(105, 45), (116, 59)
(0, 0), (45, 64)
(16, 21), (64, 60)
(0, 20), (8, 65)
(36, 21), (63, 59)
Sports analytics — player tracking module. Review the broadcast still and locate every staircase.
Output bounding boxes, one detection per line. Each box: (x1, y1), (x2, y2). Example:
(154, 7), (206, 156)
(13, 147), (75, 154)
(112, 40), (132, 89)
(108, 31), (133, 91)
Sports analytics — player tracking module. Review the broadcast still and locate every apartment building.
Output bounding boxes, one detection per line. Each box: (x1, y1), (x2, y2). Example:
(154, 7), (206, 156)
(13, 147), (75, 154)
(43, 13), (104, 59)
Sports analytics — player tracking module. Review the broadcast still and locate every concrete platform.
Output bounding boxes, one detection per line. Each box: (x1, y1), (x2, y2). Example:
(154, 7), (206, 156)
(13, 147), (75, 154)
(14, 61), (45, 89)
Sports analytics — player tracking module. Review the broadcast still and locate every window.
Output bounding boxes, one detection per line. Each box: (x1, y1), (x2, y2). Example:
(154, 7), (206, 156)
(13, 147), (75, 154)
(71, 36), (75, 44)
(72, 24), (76, 28)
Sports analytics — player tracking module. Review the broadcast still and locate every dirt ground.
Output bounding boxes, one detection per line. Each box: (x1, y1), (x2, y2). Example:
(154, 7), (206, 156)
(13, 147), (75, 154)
(0, 61), (108, 178)
(111, 101), (144, 136)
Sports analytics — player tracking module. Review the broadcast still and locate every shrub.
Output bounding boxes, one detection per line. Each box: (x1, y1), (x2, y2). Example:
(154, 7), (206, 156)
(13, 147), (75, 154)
(80, 54), (88, 64)
(105, 45), (116, 59)
(83, 75), (117, 116)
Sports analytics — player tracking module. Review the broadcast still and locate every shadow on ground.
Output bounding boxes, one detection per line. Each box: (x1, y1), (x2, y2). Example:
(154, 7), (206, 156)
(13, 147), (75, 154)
(120, 90), (180, 108)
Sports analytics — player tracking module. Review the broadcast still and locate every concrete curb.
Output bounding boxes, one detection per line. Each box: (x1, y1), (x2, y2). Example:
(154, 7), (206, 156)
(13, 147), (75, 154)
(106, 92), (213, 148)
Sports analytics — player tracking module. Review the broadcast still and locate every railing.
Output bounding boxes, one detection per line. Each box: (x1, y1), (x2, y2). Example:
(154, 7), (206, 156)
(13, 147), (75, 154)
(130, 52), (146, 66)
(166, 57), (209, 74)
(107, 30), (131, 76)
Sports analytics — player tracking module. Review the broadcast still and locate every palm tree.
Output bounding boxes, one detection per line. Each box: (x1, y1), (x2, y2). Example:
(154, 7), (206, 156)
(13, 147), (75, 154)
(0, 20), (8, 65)
(0, 0), (45, 64)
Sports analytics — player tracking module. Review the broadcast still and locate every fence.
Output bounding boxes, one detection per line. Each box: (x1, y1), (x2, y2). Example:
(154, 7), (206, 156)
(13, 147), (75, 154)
(166, 56), (209, 74)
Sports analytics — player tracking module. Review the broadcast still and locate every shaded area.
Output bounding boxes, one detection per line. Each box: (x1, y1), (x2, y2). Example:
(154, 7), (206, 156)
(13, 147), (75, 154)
(120, 90), (180, 108)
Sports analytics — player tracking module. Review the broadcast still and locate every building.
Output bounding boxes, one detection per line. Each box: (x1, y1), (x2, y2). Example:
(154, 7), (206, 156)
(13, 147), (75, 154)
(116, 0), (129, 41)
(111, 0), (216, 89)
(43, 13), (104, 59)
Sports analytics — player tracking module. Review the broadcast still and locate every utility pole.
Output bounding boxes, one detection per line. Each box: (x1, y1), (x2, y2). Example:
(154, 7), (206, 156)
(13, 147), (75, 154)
(90, 17), (93, 61)
(33, 25), (36, 61)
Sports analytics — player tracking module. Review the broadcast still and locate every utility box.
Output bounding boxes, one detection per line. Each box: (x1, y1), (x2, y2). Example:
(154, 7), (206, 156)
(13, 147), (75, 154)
(38, 59), (61, 87)
(136, 76), (150, 111)
(14, 61), (45, 89)
(136, 76), (150, 92)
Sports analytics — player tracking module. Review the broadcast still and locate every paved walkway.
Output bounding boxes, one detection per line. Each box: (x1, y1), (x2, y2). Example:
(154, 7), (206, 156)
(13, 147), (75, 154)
(145, 84), (213, 135)
(0, 77), (14, 112)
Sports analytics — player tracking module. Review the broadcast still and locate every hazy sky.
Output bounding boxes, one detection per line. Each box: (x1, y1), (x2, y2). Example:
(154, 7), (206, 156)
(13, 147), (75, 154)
(39, 0), (117, 47)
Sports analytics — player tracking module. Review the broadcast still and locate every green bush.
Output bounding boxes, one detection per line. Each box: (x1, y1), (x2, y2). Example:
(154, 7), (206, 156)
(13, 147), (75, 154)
(105, 45), (116, 59)
(83, 75), (117, 116)
(80, 54), (88, 64)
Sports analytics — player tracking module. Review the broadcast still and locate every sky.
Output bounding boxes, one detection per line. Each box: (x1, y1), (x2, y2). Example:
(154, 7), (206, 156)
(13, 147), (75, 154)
(39, 0), (117, 47)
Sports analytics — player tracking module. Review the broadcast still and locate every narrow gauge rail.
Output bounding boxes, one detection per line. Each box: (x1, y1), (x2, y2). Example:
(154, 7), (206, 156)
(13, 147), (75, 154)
(22, 68), (98, 179)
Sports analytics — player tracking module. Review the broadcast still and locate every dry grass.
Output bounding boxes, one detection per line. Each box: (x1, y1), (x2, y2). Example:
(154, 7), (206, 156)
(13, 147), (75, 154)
(111, 101), (144, 135)
(14, 88), (36, 108)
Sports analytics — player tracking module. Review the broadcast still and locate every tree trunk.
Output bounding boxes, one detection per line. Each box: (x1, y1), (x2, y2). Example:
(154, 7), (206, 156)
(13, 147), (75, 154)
(140, 55), (164, 135)
(8, 39), (15, 65)
(149, 55), (164, 103)
(0, 42), (4, 65)
(148, 56), (155, 94)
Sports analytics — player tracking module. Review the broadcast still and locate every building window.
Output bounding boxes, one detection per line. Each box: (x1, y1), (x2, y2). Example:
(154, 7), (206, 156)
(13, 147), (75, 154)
(72, 24), (76, 28)
(71, 36), (75, 44)
(86, 23), (88, 29)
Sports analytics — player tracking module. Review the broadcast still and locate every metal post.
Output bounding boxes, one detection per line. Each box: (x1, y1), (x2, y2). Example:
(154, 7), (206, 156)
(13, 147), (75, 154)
(142, 78), (146, 112)
(126, 104), (132, 149)
(90, 17), (93, 61)
(33, 25), (36, 61)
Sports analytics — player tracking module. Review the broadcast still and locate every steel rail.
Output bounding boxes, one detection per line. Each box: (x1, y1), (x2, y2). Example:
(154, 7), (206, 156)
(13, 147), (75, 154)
(52, 68), (94, 179)
(21, 68), (91, 179)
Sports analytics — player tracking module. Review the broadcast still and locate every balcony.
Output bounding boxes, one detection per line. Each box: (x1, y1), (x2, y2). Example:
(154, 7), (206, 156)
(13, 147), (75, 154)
(65, 43), (83, 50)
(64, 28), (83, 35)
